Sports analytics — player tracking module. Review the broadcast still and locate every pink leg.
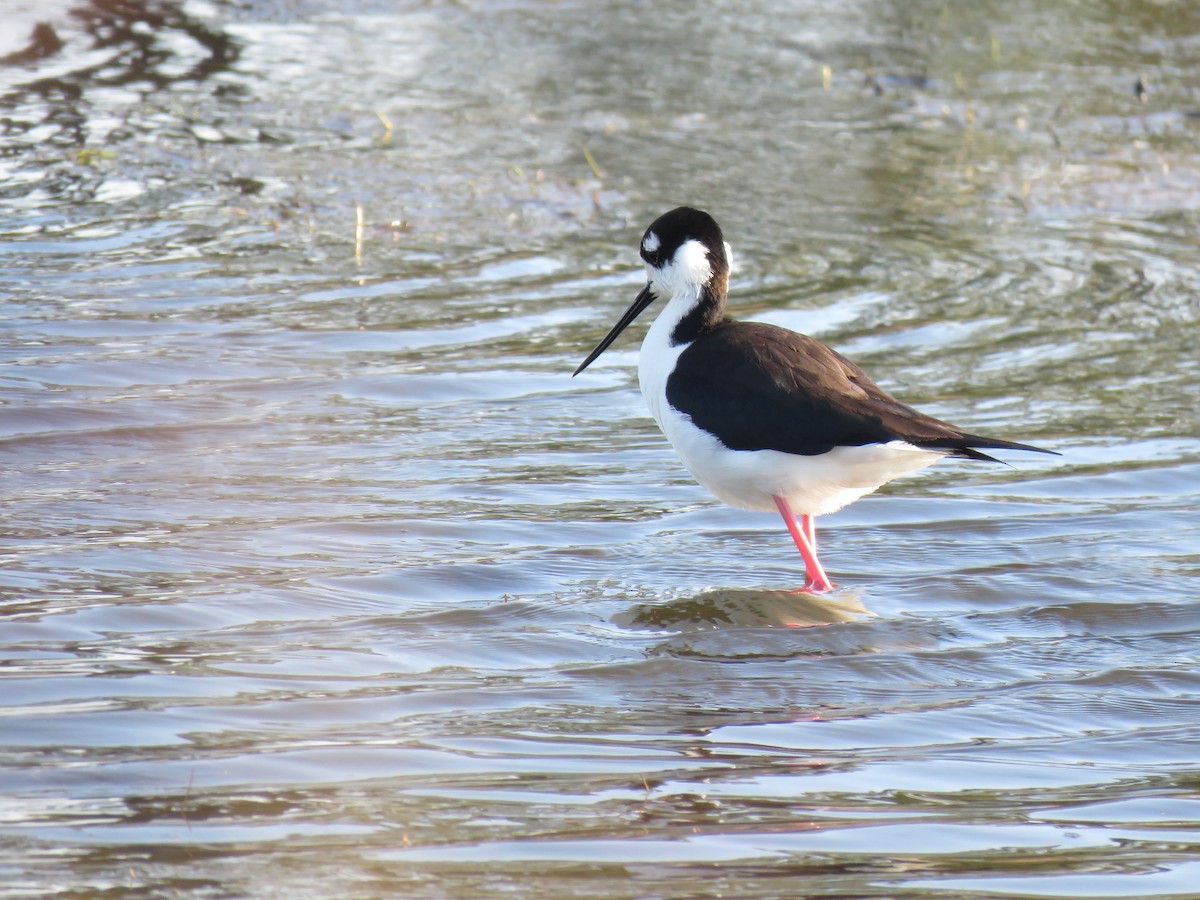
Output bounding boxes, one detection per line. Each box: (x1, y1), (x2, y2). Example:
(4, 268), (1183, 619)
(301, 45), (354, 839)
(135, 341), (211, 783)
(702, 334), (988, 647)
(801, 514), (816, 553)
(773, 496), (834, 592)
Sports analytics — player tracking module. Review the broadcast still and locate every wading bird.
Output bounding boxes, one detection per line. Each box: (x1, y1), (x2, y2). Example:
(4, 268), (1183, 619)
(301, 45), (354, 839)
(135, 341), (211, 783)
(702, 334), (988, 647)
(574, 207), (1055, 591)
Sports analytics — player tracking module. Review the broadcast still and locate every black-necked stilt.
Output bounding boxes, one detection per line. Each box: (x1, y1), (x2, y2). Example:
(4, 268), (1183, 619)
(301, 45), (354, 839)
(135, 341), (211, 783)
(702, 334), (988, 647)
(574, 207), (1057, 592)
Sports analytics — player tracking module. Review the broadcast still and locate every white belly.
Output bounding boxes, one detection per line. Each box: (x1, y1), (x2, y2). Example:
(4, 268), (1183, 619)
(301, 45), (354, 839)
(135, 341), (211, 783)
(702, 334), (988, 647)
(655, 411), (944, 514)
(637, 310), (945, 516)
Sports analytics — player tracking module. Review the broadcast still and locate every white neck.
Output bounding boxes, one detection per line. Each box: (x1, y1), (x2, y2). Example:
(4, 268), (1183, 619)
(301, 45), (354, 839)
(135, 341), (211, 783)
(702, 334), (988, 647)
(637, 282), (703, 430)
(634, 238), (723, 429)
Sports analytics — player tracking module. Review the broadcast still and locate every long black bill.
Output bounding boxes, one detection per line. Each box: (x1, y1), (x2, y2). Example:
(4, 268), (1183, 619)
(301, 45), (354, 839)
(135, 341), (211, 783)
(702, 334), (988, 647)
(573, 283), (656, 376)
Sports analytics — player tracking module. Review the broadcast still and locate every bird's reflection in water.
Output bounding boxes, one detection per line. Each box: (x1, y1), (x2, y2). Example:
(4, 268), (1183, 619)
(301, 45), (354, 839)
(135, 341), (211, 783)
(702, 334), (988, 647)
(614, 587), (872, 632)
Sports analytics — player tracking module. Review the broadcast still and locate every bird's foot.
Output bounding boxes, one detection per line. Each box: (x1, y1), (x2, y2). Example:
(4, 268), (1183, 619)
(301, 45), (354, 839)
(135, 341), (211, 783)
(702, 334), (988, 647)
(799, 577), (835, 594)
(788, 586), (834, 595)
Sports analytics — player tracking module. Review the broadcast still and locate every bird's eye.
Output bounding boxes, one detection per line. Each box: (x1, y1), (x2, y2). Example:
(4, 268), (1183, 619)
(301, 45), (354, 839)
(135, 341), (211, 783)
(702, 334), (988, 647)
(641, 230), (662, 265)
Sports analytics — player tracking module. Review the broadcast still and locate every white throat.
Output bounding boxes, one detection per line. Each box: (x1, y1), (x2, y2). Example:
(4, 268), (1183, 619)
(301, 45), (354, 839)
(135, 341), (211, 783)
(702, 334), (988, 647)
(635, 237), (726, 431)
(639, 238), (714, 344)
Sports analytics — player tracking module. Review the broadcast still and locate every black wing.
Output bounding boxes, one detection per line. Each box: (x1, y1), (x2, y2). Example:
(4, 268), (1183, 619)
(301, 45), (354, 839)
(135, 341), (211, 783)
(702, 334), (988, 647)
(665, 321), (1054, 460)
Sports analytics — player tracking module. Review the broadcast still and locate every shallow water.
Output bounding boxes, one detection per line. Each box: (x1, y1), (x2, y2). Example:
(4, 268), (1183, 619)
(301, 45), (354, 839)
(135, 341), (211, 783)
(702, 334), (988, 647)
(2, 0), (1199, 896)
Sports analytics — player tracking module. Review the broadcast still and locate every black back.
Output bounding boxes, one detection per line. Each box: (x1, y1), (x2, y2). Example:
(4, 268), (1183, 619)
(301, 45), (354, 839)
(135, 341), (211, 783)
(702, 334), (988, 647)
(666, 320), (1050, 459)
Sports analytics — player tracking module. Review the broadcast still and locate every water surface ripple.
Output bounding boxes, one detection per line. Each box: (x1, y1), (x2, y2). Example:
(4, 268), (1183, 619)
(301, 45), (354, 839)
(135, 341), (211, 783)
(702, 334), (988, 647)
(2, 0), (1198, 896)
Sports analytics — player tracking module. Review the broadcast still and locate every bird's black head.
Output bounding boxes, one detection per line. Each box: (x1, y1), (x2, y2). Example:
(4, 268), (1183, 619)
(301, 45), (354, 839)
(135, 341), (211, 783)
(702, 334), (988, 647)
(574, 207), (731, 376)
(639, 206), (729, 282)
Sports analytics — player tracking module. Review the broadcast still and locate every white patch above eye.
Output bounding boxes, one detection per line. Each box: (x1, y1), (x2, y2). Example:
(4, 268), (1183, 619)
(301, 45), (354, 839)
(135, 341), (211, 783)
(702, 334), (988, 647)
(642, 231), (661, 254)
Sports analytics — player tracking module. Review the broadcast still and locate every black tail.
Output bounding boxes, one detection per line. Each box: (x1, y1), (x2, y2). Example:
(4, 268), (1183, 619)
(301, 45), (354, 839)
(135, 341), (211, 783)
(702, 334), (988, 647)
(921, 434), (1061, 464)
